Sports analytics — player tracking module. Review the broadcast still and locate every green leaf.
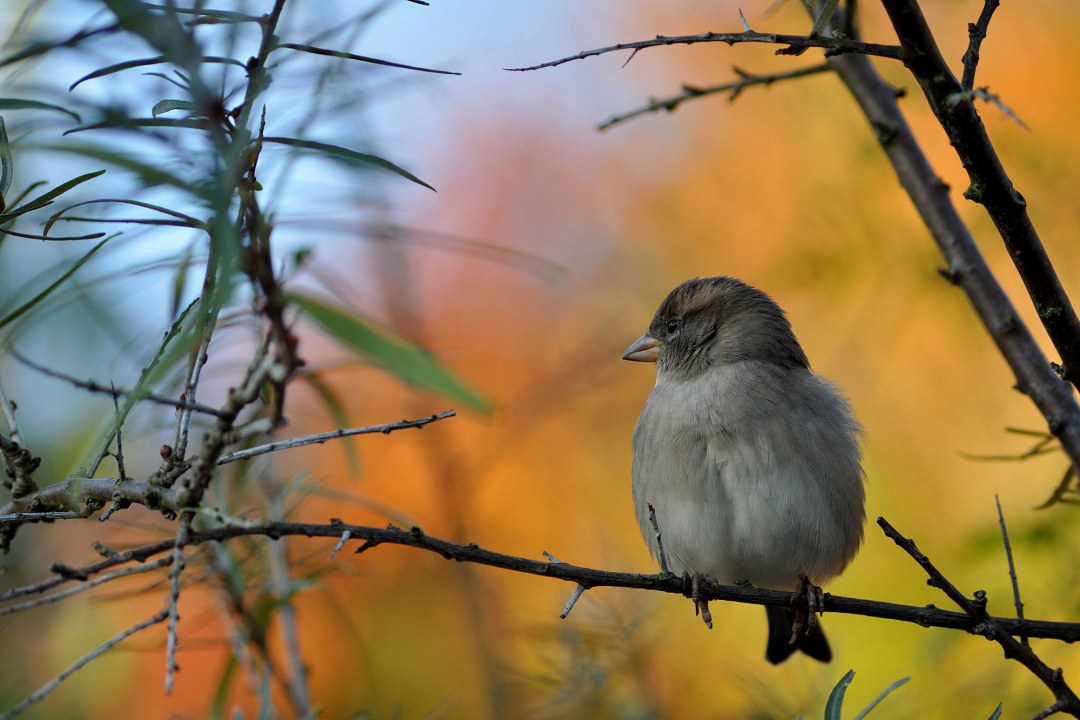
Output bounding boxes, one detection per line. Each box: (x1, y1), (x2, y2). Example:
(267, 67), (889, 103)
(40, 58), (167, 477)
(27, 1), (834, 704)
(0, 169), (106, 223)
(0, 117), (12, 204)
(261, 136), (436, 191)
(69, 55), (244, 90)
(152, 99), (196, 117)
(276, 42), (461, 76)
(41, 143), (198, 196)
(45, 197), (204, 237)
(0, 99), (80, 122)
(0, 236), (112, 330)
(986, 704), (1003, 720)
(65, 116), (208, 134)
(288, 292), (493, 414)
(853, 676), (910, 719)
(824, 669), (856, 720)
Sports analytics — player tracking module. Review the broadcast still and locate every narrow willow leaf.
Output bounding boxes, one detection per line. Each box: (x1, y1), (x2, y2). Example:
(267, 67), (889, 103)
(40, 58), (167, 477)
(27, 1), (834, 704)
(0, 225), (104, 241)
(853, 676), (910, 720)
(42, 143), (198, 195)
(0, 98), (81, 122)
(0, 168), (106, 223)
(262, 136), (435, 191)
(824, 669), (856, 720)
(0, 117), (12, 205)
(69, 54), (244, 90)
(141, 4), (262, 24)
(277, 42), (461, 76)
(288, 292), (493, 414)
(45, 197), (204, 236)
(0, 235), (111, 329)
(65, 116), (208, 134)
(0, 24), (119, 70)
(986, 704), (1003, 720)
(152, 98), (196, 117)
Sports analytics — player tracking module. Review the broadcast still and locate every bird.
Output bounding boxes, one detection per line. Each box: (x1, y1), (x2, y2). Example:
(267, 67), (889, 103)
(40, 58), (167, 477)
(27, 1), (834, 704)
(622, 276), (865, 664)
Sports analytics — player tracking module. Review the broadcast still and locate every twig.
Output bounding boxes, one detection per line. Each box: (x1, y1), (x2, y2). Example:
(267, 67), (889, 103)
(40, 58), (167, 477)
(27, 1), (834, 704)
(328, 529), (351, 560)
(598, 63), (830, 131)
(877, 516), (1080, 716)
(0, 376), (22, 444)
(7, 347), (227, 418)
(217, 410), (456, 464)
(0, 510), (90, 524)
(163, 517), (190, 695)
(111, 390), (128, 483)
(961, 0), (1001, 91)
(647, 503), (671, 577)
(0, 609), (168, 719)
(559, 584), (587, 619)
(267, 530), (311, 717)
(995, 495), (1028, 647)
(506, 30), (903, 72)
(0, 557), (171, 617)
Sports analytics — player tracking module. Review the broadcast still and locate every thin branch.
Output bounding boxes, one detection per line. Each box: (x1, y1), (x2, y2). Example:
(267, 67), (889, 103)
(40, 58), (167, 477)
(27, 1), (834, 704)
(9, 519), (1080, 641)
(878, 516), (1080, 716)
(995, 495), (1028, 647)
(0, 609), (168, 719)
(961, 0), (1001, 91)
(8, 347), (227, 418)
(0, 557), (171, 617)
(880, 0), (1080, 390)
(506, 30), (903, 72)
(598, 63), (830, 131)
(217, 410), (456, 464)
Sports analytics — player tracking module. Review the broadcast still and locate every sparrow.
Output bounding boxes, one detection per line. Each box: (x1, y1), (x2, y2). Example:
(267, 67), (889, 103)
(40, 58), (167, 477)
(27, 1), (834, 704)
(623, 276), (865, 664)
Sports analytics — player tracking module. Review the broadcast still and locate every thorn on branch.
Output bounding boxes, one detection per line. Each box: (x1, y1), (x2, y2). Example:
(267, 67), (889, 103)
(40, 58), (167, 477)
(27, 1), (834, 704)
(559, 583), (587, 619)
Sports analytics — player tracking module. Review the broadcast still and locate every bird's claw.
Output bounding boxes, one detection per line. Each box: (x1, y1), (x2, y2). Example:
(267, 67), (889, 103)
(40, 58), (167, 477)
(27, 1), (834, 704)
(788, 576), (825, 644)
(685, 572), (714, 629)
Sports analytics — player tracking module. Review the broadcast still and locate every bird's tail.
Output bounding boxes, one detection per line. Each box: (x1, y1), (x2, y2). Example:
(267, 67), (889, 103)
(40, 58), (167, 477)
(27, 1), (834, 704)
(765, 605), (831, 664)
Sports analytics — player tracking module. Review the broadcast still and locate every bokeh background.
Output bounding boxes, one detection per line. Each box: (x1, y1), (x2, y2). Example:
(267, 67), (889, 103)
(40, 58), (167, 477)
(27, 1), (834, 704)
(2, 1), (1080, 718)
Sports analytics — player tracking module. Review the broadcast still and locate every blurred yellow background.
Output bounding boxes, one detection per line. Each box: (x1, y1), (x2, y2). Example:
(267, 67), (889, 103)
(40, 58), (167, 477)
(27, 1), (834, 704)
(4, 1), (1080, 718)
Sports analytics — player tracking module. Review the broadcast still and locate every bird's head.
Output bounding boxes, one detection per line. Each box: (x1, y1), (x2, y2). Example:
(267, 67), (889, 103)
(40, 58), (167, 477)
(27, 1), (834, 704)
(622, 276), (809, 379)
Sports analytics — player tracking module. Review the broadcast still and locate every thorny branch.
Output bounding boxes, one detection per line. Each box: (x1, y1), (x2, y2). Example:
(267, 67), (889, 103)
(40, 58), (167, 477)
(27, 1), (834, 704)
(879, 0), (1080, 391)
(879, 517), (1080, 718)
(597, 63), (831, 131)
(5, 518), (1080, 643)
(506, 30), (903, 73)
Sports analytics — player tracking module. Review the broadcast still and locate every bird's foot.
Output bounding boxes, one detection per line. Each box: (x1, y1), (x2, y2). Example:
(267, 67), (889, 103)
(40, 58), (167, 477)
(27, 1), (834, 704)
(684, 571), (714, 629)
(788, 576), (825, 644)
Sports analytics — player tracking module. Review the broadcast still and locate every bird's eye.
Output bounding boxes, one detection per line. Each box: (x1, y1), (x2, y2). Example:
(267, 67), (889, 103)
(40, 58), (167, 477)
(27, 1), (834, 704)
(666, 317), (681, 334)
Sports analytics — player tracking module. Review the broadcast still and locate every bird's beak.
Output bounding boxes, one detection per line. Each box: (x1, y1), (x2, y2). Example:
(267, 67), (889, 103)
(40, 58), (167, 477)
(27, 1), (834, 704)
(622, 333), (662, 362)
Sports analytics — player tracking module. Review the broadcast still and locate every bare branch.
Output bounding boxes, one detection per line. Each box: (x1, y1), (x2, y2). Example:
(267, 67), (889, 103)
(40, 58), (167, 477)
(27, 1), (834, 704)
(8, 519), (1078, 642)
(598, 63), (830, 131)
(0, 610), (168, 719)
(217, 410), (456, 464)
(878, 517), (1080, 715)
(821, 9), (1080, 475)
(995, 495), (1028, 647)
(506, 30), (902, 73)
(880, 0), (1080, 390)
(8, 347), (228, 418)
(961, 0), (1001, 91)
